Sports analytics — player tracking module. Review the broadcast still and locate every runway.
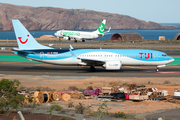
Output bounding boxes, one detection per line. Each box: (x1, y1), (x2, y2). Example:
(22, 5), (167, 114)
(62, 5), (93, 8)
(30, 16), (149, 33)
(0, 61), (179, 77)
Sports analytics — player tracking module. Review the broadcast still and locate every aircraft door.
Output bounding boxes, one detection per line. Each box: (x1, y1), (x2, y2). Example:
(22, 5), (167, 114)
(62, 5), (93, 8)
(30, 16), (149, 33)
(60, 31), (63, 36)
(99, 53), (107, 60)
(154, 53), (158, 60)
(40, 52), (44, 60)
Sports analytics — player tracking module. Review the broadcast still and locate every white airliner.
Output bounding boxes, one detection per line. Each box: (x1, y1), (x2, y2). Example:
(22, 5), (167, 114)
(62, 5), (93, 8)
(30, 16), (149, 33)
(54, 20), (111, 42)
(12, 20), (174, 72)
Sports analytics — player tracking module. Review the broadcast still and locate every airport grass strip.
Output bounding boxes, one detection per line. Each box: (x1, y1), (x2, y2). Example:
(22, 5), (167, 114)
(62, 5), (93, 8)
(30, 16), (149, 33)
(168, 57), (180, 65)
(0, 55), (179, 65)
(0, 55), (39, 63)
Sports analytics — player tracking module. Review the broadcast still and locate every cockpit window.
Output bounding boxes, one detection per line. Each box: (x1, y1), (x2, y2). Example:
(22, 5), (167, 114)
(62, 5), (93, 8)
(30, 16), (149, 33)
(162, 54), (167, 57)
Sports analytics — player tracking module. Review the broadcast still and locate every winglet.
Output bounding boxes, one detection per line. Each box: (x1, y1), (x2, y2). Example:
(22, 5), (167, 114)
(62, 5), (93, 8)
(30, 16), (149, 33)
(69, 45), (77, 61)
(70, 45), (74, 49)
(107, 27), (111, 32)
(104, 27), (111, 35)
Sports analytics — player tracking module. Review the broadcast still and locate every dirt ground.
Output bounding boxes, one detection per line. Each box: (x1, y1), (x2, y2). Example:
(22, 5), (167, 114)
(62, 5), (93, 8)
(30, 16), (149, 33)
(1, 75), (180, 115)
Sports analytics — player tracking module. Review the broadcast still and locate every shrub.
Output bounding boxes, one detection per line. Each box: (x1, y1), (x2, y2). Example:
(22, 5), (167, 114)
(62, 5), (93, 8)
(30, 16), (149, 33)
(122, 82), (128, 86)
(68, 86), (79, 90)
(18, 85), (27, 91)
(75, 103), (86, 114)
(164, 80), (171, 84)
(96, 101), (109, 120)
(30, 100), (40, 114)
(89, 82), (93, 84)
(47, 104), (63, 117)
(68, 102), (74, 108)
(148, 81), (154, 85)
(35, 86), (55, 91)
(35, 87), (41, 91)
(114, 111), (126, 118)
(172, 83), (180, 86)
(83, 108), (95, 118)
(60, 116), (67, 120)
(134, 115), (147, 120)
(108, 81), (120, 87)
(86, 86), (93, 90)
(74, 102), (95, 117)
(0, 79), (24, 115)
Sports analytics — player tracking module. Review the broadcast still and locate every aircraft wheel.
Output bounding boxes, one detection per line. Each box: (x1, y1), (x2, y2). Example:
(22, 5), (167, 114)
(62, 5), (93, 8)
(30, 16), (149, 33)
(90, 66), (96, 72)
(74, 40), (77, 43)
(82, 39), (85, 42)
(156, 68), (159, 72)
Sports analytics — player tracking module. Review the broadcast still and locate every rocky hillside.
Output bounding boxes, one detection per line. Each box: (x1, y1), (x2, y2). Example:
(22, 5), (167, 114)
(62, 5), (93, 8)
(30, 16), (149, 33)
(0, 3), (179, 31)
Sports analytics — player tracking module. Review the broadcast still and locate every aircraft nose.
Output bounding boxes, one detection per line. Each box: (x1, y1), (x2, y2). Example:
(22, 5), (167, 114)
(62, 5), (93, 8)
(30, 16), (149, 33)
(168, 56), (174, 63)
(54, 32), (58, 36)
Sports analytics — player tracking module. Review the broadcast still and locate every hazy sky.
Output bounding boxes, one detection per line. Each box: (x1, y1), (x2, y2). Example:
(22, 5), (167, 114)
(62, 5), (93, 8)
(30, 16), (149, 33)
(1, 0), (179, 23)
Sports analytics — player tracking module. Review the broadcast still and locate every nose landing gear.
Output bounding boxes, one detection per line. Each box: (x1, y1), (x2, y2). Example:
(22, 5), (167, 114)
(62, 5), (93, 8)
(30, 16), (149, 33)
(82, 39), (86, 42)
(156, 67), (159, 72)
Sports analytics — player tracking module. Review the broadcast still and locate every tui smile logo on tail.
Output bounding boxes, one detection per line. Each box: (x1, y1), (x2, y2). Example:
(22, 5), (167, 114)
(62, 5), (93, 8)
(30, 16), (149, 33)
(18, 34), (29, 44)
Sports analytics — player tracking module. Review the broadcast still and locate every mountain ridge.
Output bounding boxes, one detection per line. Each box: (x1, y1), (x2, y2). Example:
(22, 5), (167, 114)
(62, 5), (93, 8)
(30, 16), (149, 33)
(0, 3), (179, 31)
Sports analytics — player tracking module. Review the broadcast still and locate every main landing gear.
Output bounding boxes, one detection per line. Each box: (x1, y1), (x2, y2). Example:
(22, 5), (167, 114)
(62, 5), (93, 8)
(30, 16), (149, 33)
(74, 39), (77, 43)
(156, 67), (159, 72)
(90, 66), (96, 72)
(74, 39), (86, 43)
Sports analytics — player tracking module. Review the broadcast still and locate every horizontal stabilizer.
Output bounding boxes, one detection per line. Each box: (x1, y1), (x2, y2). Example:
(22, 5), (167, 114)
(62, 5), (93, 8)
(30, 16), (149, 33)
(12, 48), (32, 54)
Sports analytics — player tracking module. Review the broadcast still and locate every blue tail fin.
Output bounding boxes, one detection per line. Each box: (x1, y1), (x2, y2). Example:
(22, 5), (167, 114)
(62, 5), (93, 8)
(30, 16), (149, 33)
(12, 19), (53, 50)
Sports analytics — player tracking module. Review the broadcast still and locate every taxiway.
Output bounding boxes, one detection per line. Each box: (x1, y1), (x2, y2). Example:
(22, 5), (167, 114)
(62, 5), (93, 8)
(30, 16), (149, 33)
(0, 61), (179, 77)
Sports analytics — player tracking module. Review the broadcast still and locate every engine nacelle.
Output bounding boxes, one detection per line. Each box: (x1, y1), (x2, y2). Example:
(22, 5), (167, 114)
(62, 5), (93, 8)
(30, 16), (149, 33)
(103, 60), (122, 70)
(63, 37), (70, 40)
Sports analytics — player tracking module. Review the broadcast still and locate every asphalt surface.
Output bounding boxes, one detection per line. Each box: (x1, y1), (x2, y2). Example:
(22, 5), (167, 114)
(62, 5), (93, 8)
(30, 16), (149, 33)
(145, 108), (180, 120)
(126, 108), (180, 120)
(0, 61), (179, 77)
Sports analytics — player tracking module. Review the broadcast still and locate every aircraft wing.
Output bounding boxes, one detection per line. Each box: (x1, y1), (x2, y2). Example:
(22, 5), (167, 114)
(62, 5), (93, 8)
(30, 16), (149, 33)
(12, 48), (33, 54)
(78, 58), (105, 66)
(69, 45), (105, 66)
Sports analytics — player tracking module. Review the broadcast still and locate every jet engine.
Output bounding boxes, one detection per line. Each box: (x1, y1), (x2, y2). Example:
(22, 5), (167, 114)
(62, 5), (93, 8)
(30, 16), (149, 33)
(63, 37), (70, 40)
(103, 60), (122, 70)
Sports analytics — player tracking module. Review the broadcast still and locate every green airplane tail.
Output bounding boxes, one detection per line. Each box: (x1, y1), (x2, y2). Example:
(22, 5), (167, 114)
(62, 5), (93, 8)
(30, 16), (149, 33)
(97, 19), (106, 34)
